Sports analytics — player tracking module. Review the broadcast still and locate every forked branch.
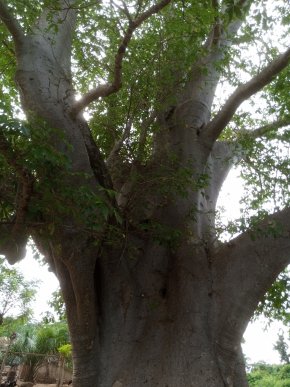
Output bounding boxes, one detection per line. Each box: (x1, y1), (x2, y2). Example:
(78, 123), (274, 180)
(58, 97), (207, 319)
(71, 0), (172, 116)
(204, 47), (290, 143)
(175, 0), (252, 133)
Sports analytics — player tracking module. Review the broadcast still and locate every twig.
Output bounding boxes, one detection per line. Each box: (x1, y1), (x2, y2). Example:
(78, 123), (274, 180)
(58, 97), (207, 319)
(239, 118), (290, 139)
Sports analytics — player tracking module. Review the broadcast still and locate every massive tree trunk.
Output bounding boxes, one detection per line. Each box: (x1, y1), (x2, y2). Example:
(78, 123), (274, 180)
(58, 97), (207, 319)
(1, 1), (290, 387)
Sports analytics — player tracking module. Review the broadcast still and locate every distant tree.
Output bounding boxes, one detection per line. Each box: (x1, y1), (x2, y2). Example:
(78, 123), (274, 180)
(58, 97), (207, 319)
(40, 311), (56, 324)
(0, 257), (37, 324)
(274, 332), (290, 364)
(7, 321), (70, 382)
(248, 363), (290, 387)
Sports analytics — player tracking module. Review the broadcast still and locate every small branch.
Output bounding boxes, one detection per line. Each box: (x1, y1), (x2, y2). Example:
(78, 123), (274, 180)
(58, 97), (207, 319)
(137, 110), (157, 161)
(212, 0), (219, 10)
(207, 0), (221, 48)
(204, 47), (290, 143)
(239, 118), (290, 139)
(0, 1), (25, 47)
(111, 0), (132, 22)
(135, 0), (144, 18)
(205, 0), (251, 50)
(107, 118), (132, 168)
(1, 39), (15, 56)
(71, 0), (172, 115)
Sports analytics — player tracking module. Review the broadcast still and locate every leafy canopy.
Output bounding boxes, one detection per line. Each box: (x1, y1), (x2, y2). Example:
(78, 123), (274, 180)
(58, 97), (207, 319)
(0, 0), (289, 325)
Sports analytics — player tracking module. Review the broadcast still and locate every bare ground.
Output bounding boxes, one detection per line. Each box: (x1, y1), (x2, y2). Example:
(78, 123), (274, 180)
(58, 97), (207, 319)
(26, 385), (70, 387)
(34, 385), (57, 387)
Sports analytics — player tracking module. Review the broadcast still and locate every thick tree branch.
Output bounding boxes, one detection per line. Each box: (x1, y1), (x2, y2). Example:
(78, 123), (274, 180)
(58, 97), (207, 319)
(0, 1), (25, 47)
(71, 0), (172, 116)
(204, 47), (290, 143)
(166, 1), (252, 148)
(204, 141), (233, 209)
(212, 207), (290, 379)
(213, 207), (290, 349)
(76, 118), (113, 189)
(33, 0), (77, 75)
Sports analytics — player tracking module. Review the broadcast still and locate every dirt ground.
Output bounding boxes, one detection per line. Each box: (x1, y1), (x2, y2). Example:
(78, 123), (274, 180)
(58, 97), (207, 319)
(28, 385), (70, 387)
(33, 385), (70, 387)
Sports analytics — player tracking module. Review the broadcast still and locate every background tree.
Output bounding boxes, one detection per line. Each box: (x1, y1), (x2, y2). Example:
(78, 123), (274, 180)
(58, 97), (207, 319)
(0, 1), (289, 386)
(274, 332), (290, 365)
(248, 363), (290, 387)
(1, 321), (70, 382)
(0, 257), (37, 325)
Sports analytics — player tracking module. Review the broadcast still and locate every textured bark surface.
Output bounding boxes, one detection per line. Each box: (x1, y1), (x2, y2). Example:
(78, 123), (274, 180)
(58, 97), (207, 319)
(0, 1), (290, 387)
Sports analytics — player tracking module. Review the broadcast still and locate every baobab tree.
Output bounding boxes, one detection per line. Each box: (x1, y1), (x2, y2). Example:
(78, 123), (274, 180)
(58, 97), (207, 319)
(0, 1), (289, 386)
